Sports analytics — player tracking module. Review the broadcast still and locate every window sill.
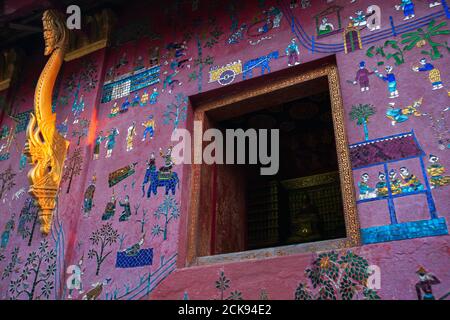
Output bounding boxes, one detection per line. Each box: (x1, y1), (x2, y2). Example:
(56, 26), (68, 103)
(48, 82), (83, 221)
(191, 237), (349, 267)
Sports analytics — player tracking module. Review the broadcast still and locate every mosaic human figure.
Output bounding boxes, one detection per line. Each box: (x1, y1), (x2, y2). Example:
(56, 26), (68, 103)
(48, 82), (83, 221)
(353, 61), (374, 92)
(142, 153), (156, 196)
(389, 169), (403, 195)
(93, 131), (104, 160)
(126, 122), (137, 152)
(72, 94), (85, 124)
(118, 195), (132, 222)
(67, 255), (85, 299)
(116, 52), (128, 70)
(131, 92), (140, 107)
(120, 97), (130, 113)
(106, 66), (115, 81)
(350, 10), (367, 27)
(259, 16), (273, 34)
(415, 267), (440, 300)
(140, 89), (149, 106)
(427, 154), (450, 189)
(399, 167), (424, 192)
(286, 39), (300, 67)
(102, 195), (116, 220)
(375, 66), (399, 99)
(149, 47), (160, 67)
(19, 153), (27, 172)
(358, 173), (377, 200)
(266, 6), (282, 28)
(375, 172), (388, 197)
(142, 116), (156, 141)
(1, 217), (14, 249)
(386, 98), (423, 126)
(169, 58), (191, 71)
(166, 41), (188, 59)
(159, 146), (175, 173)
(395, 0), (415, 20)
(149, 87), (159, 104)
(413, 58), (444, 91)
(108, 102), (119, 118)
(57, 117), (69, 138)
(162, 69), (182, 94)
(318, 17), (335, 35)
(105, 128), (119, 158)
(134, 55), (144, 71)
(83, 175), (96, 216)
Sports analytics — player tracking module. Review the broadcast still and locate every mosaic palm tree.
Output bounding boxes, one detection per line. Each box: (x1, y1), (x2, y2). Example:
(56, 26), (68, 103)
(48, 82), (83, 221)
(401, 19), (450, 60)
(349, 104), (376, 141)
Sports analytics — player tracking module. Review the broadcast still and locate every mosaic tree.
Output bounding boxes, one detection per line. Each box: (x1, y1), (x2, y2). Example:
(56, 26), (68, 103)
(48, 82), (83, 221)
(401, 19), (450, 60)
(163, 93), (188, 132)
(61, 147), (83, 194)
(215, 270), (243, 300)
(71, 119), (90, 146)
(294, 251), (380, 300)
(118, 234), (127, 250)
(17, 198), (39, 246)
(60, 59), (98, 106)
(152, 195), (180, 241)
(9, 240), (57, 300)
(137, 208), (150, 234)
(186, 17), (224, 92)
(88, 223), (119, 276)
(0, 165), (16, 201)
(2, 247), (20, 280)
(349, 104), (376, 141)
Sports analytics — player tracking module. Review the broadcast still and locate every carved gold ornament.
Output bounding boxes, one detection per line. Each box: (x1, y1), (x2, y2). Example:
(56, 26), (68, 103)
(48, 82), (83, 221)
(24, 10), (70, 235)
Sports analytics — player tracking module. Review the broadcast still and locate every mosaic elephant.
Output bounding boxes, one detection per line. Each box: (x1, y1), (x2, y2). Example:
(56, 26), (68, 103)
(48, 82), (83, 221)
(142, 165), (179, 198)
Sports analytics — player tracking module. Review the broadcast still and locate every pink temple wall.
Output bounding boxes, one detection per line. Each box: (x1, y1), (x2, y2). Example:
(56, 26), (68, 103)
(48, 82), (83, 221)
(0, 0), (449, 300)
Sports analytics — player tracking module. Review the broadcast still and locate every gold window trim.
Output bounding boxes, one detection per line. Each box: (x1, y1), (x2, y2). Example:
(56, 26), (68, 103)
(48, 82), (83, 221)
(185, 63), (361, 267)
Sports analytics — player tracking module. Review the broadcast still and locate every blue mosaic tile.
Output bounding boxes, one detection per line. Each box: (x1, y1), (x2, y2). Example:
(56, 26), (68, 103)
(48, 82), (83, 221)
(101, 66), (160, 103)
(361, 218), (448, 245)
(115, 248), (153, 269)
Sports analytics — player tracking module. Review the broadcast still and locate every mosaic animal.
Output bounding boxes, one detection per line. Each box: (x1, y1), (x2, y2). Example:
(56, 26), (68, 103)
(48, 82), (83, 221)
(142, 154), (179, 198)
(242, 51), (279, 80)
(82, 278), (111, 300)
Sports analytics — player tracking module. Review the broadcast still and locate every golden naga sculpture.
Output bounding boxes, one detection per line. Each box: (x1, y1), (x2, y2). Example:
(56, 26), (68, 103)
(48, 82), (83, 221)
(24, 10), (70, 235)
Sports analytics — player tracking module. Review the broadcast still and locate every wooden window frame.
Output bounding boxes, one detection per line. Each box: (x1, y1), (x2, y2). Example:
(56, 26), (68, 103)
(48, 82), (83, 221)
(181, 61), (361, 267)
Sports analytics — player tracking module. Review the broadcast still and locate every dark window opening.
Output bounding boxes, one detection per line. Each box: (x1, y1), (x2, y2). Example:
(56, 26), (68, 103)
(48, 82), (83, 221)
(210, 83), (346, 255)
